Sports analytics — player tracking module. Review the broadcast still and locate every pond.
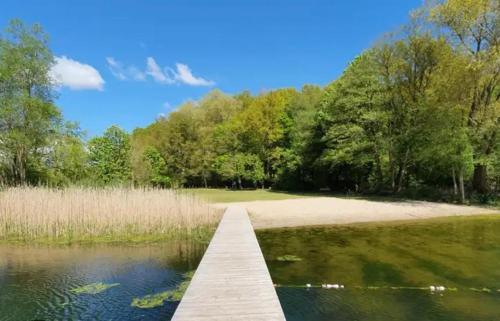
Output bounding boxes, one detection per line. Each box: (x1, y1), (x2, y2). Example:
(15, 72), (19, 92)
(0, 242), (206, 321)
(257, 216), (500, 321)
(2, 216), (499, 321)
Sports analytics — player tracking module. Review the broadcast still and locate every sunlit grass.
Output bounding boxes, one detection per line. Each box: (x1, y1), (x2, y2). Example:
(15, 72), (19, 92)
(0, 187), (221, 244)
(183, 188), (313, 203)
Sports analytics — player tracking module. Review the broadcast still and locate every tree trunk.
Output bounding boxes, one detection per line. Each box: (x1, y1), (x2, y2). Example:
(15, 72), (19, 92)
(374, 148), (384, 192)
(472, 164), (489, 194)
(458, 168), (465, 204)
(395, 166), (405, 193)
(452, 168), (458, 196)
(394, 148), (409, 193)
(237, 176), (243, 189)
(389, 147), (396, 191)
(13, 149), (27, 186)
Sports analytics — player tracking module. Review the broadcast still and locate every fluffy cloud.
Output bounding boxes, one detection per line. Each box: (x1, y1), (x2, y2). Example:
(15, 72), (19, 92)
(174, 63), (215, 86)
(107, 56), (214, 87)
(50, 56), (105, 91)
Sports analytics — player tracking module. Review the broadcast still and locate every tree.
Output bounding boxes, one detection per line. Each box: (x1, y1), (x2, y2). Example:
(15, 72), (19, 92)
(372, 32), (454, 193)
(43, 122), (88, 186)
(0, 19), (61, 185)
(88, 125), (132, 185)
(273, 85), (323, 190)
(142, 146), (170, 187)
(319, 52), (388, 192)
(431, 0), (500, 193)
(229, 89), (296, 185)
(214, 153), (264, 189)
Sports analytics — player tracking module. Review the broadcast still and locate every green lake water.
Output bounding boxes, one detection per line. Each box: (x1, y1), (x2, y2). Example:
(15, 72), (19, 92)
(0, 242), (206, 321)
(257, 215), (500, 321)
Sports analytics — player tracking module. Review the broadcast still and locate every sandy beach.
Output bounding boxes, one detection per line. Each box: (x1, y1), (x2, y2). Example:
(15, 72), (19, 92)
(214, 197), (500, 229)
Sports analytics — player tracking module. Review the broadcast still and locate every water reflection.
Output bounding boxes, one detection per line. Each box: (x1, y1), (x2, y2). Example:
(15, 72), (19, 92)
(0, 242), (206, 321)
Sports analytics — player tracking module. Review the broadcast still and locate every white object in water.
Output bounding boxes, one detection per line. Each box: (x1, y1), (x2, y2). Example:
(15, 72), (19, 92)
(306, 283), (311, 288)
(430, 286), (436, 291)
(437, 286), (446, 291)
(340, 285), (345, 289)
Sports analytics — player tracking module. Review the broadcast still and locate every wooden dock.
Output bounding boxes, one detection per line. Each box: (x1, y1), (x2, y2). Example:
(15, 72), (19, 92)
(172, 206), (286, 321)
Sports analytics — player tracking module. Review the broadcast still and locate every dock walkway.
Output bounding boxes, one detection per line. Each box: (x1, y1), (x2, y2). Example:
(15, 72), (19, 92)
(172, 206), (286, 321)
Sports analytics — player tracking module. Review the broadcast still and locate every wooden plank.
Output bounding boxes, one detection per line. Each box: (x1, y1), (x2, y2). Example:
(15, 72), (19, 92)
(172, 205), (286, 321)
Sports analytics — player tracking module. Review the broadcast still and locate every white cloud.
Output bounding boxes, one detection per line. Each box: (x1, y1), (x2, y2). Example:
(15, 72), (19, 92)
(146, 57), (175, 84)
(106, 57), (145, 81)
(107, 56), (214, 87)
(50, 56), (105, 91)
(174, 63), (215, 86)
(106, 57), (126, 80)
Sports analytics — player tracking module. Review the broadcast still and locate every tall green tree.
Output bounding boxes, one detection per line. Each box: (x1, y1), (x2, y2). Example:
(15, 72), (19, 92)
(0, 19), (61, 185)
(43, 122), (88, 186)
(142, 146), (170, 187)
(431, 0), (500, 193)
(88, 125), (132, 185)
(319, 52), (389, 192)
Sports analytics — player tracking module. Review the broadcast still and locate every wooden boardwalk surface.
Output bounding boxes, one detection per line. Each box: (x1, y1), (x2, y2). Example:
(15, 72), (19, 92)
(172, 206), (286, 321)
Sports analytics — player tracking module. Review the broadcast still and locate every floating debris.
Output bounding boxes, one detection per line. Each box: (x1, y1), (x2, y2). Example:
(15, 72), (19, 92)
(429, 285), (446, 292)
(276, 255), (302, 262)
(71, 282), (120, 295)
(321, 284), (344, 289)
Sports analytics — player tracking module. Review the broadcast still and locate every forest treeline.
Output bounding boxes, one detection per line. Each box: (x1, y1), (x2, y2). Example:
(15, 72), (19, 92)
(0, 1), (499, 203)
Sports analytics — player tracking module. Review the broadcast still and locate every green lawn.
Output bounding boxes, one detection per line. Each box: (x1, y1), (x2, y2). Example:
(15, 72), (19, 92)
(182, 188), (314, 203)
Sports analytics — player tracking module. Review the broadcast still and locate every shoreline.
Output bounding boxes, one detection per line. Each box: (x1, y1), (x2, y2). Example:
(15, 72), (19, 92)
(213, 197), (500, 229)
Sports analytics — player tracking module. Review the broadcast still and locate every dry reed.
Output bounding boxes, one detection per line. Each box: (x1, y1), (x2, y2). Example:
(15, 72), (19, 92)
(0, 187), (221, 243)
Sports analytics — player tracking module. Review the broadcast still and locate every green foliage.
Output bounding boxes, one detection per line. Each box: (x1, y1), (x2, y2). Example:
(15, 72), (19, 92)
(214, 153), (264, 188)
(71, 282), (120, 295)
(88, 125), (132, 185)
(143, 146), (170, 187)
(0, 19), (62, 185)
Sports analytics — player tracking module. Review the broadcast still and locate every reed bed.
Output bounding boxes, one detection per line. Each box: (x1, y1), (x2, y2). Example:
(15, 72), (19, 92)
(0, 187), (221, 243)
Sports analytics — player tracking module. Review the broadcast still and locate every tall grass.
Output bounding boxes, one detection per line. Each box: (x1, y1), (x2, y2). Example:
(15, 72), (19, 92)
(0, 187), (221, 243)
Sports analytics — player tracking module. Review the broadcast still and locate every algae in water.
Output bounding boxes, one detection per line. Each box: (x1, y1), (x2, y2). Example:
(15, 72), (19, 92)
(277, 254), (302, 262)
(131, 271), (194, 309)
(71, 282), (120, 295)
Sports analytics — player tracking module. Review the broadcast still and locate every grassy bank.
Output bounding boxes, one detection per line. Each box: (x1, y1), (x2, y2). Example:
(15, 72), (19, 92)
(183, 188), (316, 203)
(0, 187), (221, 244)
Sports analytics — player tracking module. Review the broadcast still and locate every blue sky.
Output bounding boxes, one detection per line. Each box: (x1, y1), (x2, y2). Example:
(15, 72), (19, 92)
(1, 0), (422, 137)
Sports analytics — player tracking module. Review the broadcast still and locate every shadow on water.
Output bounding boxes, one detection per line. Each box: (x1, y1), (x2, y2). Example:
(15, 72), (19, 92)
(358, 256), (406, 286)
